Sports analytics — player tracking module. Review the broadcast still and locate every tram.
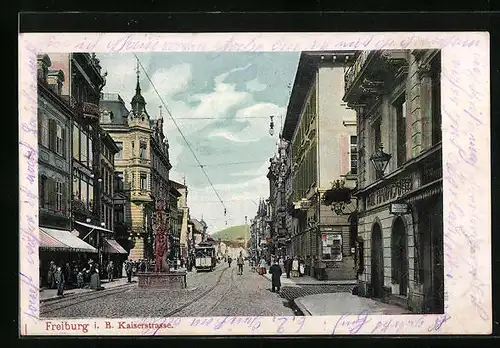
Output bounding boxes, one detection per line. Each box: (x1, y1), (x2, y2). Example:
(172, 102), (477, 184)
(194, 242), (216, 271)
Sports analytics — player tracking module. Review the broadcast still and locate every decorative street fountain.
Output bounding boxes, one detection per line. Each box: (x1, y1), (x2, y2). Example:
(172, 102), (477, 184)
(137, 197), (187, 289)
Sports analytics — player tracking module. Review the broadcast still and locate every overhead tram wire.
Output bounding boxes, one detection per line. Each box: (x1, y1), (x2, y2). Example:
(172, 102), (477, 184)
(185, 159), (268, 167)
(133, 54), (227, 215)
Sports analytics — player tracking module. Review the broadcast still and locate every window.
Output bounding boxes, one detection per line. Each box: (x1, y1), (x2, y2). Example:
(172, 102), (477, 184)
(350, 135), (358, 175)
(88, 136), (93, 166)
(56, 124), (64, 157)
(88, 181), (93, 211)
(39, 117), (49, 148)
(72, 174), (79, 199)
(115, 172), (124, 192)
(395, 95), (407, 167)
(73, 125), (79, 160)
(39, 175), (48, 208)
(139, 142), (147, 160)
(115, 205), (124, 223)
(140, 173), (147, 191)
(56, 181), (63, 211)
(115, 142), (123, 160)
(102, 205), (106, 227)
(80, 131), (88, 164)
(431, 55), (442, 145)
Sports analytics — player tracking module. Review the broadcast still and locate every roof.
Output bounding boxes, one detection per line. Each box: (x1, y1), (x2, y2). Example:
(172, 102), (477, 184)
(100, 94), (130, 126)
(169, 179), (186, 190)
(169, 186), (182, 198)
(281, 51), (357, 141)
(40, 228), (98, 253)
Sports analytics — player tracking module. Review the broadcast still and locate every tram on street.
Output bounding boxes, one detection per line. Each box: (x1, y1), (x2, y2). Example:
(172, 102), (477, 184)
(194, 242), (217, 271)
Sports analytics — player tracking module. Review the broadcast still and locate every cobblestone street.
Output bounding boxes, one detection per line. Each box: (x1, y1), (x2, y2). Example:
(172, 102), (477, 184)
(40, 263), (296, 318)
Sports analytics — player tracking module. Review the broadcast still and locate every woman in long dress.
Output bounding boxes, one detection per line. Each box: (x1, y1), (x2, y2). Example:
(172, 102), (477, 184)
(291, 256), (299, 277)
(259, 258), (267, 275)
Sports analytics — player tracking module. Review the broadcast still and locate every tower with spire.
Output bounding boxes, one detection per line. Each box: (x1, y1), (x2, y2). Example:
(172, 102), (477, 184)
(130, 58), (148, 120)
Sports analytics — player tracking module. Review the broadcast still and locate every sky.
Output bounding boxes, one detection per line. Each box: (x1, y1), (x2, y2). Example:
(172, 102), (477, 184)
(98, 52), (300, 234)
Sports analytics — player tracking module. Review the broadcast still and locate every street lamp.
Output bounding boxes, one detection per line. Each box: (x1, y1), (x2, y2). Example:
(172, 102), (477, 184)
(370, 143), (392, 177)
(269, 116), (275, 136)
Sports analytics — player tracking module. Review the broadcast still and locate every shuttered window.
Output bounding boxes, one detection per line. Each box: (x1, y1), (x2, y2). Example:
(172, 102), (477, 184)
(56, 181), (63, 211)
(48, 119), (57, 151)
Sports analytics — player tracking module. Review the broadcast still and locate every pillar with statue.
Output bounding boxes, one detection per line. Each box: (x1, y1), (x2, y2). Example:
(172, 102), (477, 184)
(136, 196), (187, 289)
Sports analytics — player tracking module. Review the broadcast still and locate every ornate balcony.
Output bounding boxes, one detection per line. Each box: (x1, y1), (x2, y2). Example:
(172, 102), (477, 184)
(343, 50), (409, 108)
(75, 101), (100, 121)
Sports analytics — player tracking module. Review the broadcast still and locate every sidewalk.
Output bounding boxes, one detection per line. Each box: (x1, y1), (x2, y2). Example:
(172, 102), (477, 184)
(294, 292), (412, 316)
(261, 270), (357, 286)
(40, 276), (137, 303)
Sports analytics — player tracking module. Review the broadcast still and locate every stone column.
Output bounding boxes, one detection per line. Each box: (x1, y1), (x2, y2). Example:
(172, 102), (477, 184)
(417, 62), (433, 151)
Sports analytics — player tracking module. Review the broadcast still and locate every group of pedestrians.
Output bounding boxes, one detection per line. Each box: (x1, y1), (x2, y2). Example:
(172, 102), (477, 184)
(225, 253), (245, 275)
(46, 259), (118, 297)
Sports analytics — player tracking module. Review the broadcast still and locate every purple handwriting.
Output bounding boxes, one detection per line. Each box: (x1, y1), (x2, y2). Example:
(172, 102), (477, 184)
(19, 272), (39, 322)
(442, 50), (489, 322)
(371, 315), (427, 334)
(272, 316), (306, 334)
(332, 311), (370, 334)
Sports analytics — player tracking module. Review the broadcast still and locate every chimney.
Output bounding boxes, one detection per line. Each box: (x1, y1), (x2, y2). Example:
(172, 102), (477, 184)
(36, 54), (52, 82)
(46, 70), (65, 95)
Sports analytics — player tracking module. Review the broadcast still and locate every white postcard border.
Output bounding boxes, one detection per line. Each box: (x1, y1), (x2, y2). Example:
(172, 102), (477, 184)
(18, 31), (491, 336)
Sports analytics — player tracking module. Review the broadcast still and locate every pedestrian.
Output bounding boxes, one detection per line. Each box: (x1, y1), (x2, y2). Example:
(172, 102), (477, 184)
(47, 261), (56, 289)
(284, 256), (292, 278)
(237, 252), (244, 275)
(55, 266), (65, 296)
(299, 258), (305, 277)
(227, 256), (232, 268)
(107, 261), (114, 282)
(269, 260), (282, 293)
(291, 256), (299, 277)
(259, 257), (267, 275)
(63, 262), (72, 288)
(126, 261), (133, 283)
(77, 270), (84, 288)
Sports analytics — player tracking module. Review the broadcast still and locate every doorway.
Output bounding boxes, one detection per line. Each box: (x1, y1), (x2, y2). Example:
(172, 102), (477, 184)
(391, 217), (409, 296)
(371, 223), (384, 298)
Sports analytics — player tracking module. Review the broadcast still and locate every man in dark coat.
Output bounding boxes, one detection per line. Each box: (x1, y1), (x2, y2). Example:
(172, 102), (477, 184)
(55, 266), (65, 296)
(269, 260), (282, 293)
(284, 256), (292, 278)
(125, 261), (133, 283)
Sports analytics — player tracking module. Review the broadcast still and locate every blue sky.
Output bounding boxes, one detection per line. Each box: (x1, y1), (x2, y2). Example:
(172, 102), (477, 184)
(98, 52), (300, 233)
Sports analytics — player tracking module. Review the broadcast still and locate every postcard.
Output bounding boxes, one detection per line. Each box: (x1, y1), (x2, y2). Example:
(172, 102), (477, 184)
(19, 31), (491, 336)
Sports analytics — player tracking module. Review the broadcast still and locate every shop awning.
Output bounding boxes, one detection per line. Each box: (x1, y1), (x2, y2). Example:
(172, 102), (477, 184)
(74, 220), (113, 234)
(103, 238), (128, 254)
(40, 228), (98, 253)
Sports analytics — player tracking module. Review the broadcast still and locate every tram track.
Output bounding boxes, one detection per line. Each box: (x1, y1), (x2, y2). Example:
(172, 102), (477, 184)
(202, 266), (236, 316)
(40, 285), (133, 316)
(163, 266), (230, 317)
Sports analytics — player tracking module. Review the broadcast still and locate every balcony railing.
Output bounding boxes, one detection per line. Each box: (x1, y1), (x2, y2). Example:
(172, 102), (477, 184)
(344, 51), (376, 96)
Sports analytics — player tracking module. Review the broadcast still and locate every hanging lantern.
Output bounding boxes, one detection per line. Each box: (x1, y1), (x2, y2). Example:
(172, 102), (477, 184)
(269, 116), (275, 136)
(370, 143), (392, 177)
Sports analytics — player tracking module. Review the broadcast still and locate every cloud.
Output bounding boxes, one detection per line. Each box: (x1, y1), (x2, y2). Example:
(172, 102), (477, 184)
(148, 63), (193, 97)
(209, 131), (260, 143)
(214, 64), (252, 85)
(234, 102), (286, 137)
(246, 78), (267, 92)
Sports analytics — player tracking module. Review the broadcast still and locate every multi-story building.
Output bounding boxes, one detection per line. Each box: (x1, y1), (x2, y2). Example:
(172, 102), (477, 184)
(168, 181), (183, 261)
(48, 53), (113, 268)
(37, 54), (72, 232)
(281, 51), (358, 280)
(170, 179), (190, 258)
(100, 133), (119, 232)
(266, 138), (290, 258)
(100, 62), (171, 261)
(113, 171), (130, 252)
(250, 199), (269, 261)
(343, 49), (443, 313)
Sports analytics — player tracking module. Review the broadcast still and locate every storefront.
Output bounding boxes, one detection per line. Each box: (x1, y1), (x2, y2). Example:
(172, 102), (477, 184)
(357, 146), (443, 313)
(103, 238), (128, 278)
(39, 227), (98, 287)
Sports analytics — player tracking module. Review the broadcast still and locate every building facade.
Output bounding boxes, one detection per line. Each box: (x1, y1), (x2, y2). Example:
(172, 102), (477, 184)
(343, 49), (443, 313)
(37, 54), (72, 232)
(168, 183), (182, 261)
(100, 64), (171, 261)
(281, 51), (358, 280)
(170, 180), (190, 259)
(250, 199), (269, 261)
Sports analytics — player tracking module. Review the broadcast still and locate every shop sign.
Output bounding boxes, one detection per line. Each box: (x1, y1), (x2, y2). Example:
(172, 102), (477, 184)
(390, 202), (410, 215)
(366, 176), (413, 208)
(421, 157), (442, 186)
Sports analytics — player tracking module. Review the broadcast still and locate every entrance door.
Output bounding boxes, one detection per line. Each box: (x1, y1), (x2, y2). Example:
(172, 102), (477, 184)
(392, 217), (409, 296)
(371, 223), (384, 298)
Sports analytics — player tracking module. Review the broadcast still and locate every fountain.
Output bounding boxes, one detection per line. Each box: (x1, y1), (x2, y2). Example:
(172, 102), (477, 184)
(137, 198), (187, 289)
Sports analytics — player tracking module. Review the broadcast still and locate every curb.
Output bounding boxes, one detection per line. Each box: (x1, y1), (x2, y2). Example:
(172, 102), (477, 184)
(293, 298), (313, 316)
(40, 281), (134, 303)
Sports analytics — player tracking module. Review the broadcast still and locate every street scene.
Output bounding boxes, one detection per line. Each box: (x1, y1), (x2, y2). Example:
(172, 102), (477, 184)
(36, 49), (443, 318)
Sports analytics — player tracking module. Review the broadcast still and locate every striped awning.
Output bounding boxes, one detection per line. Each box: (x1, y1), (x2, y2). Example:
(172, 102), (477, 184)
(40, 228), (98, 253)
(103, 238), (128, 254)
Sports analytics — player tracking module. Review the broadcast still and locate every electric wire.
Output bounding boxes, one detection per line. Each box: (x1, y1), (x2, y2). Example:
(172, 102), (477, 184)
(133, 53), (227, 214)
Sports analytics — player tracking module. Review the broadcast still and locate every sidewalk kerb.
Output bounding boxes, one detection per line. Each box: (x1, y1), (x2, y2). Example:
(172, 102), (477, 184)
(293, 298), (312, 316)
(40, 280), (135, 303)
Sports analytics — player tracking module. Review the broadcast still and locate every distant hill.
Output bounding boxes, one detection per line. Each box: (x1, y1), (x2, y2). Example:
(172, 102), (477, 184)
(211, 225), (250, 241)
